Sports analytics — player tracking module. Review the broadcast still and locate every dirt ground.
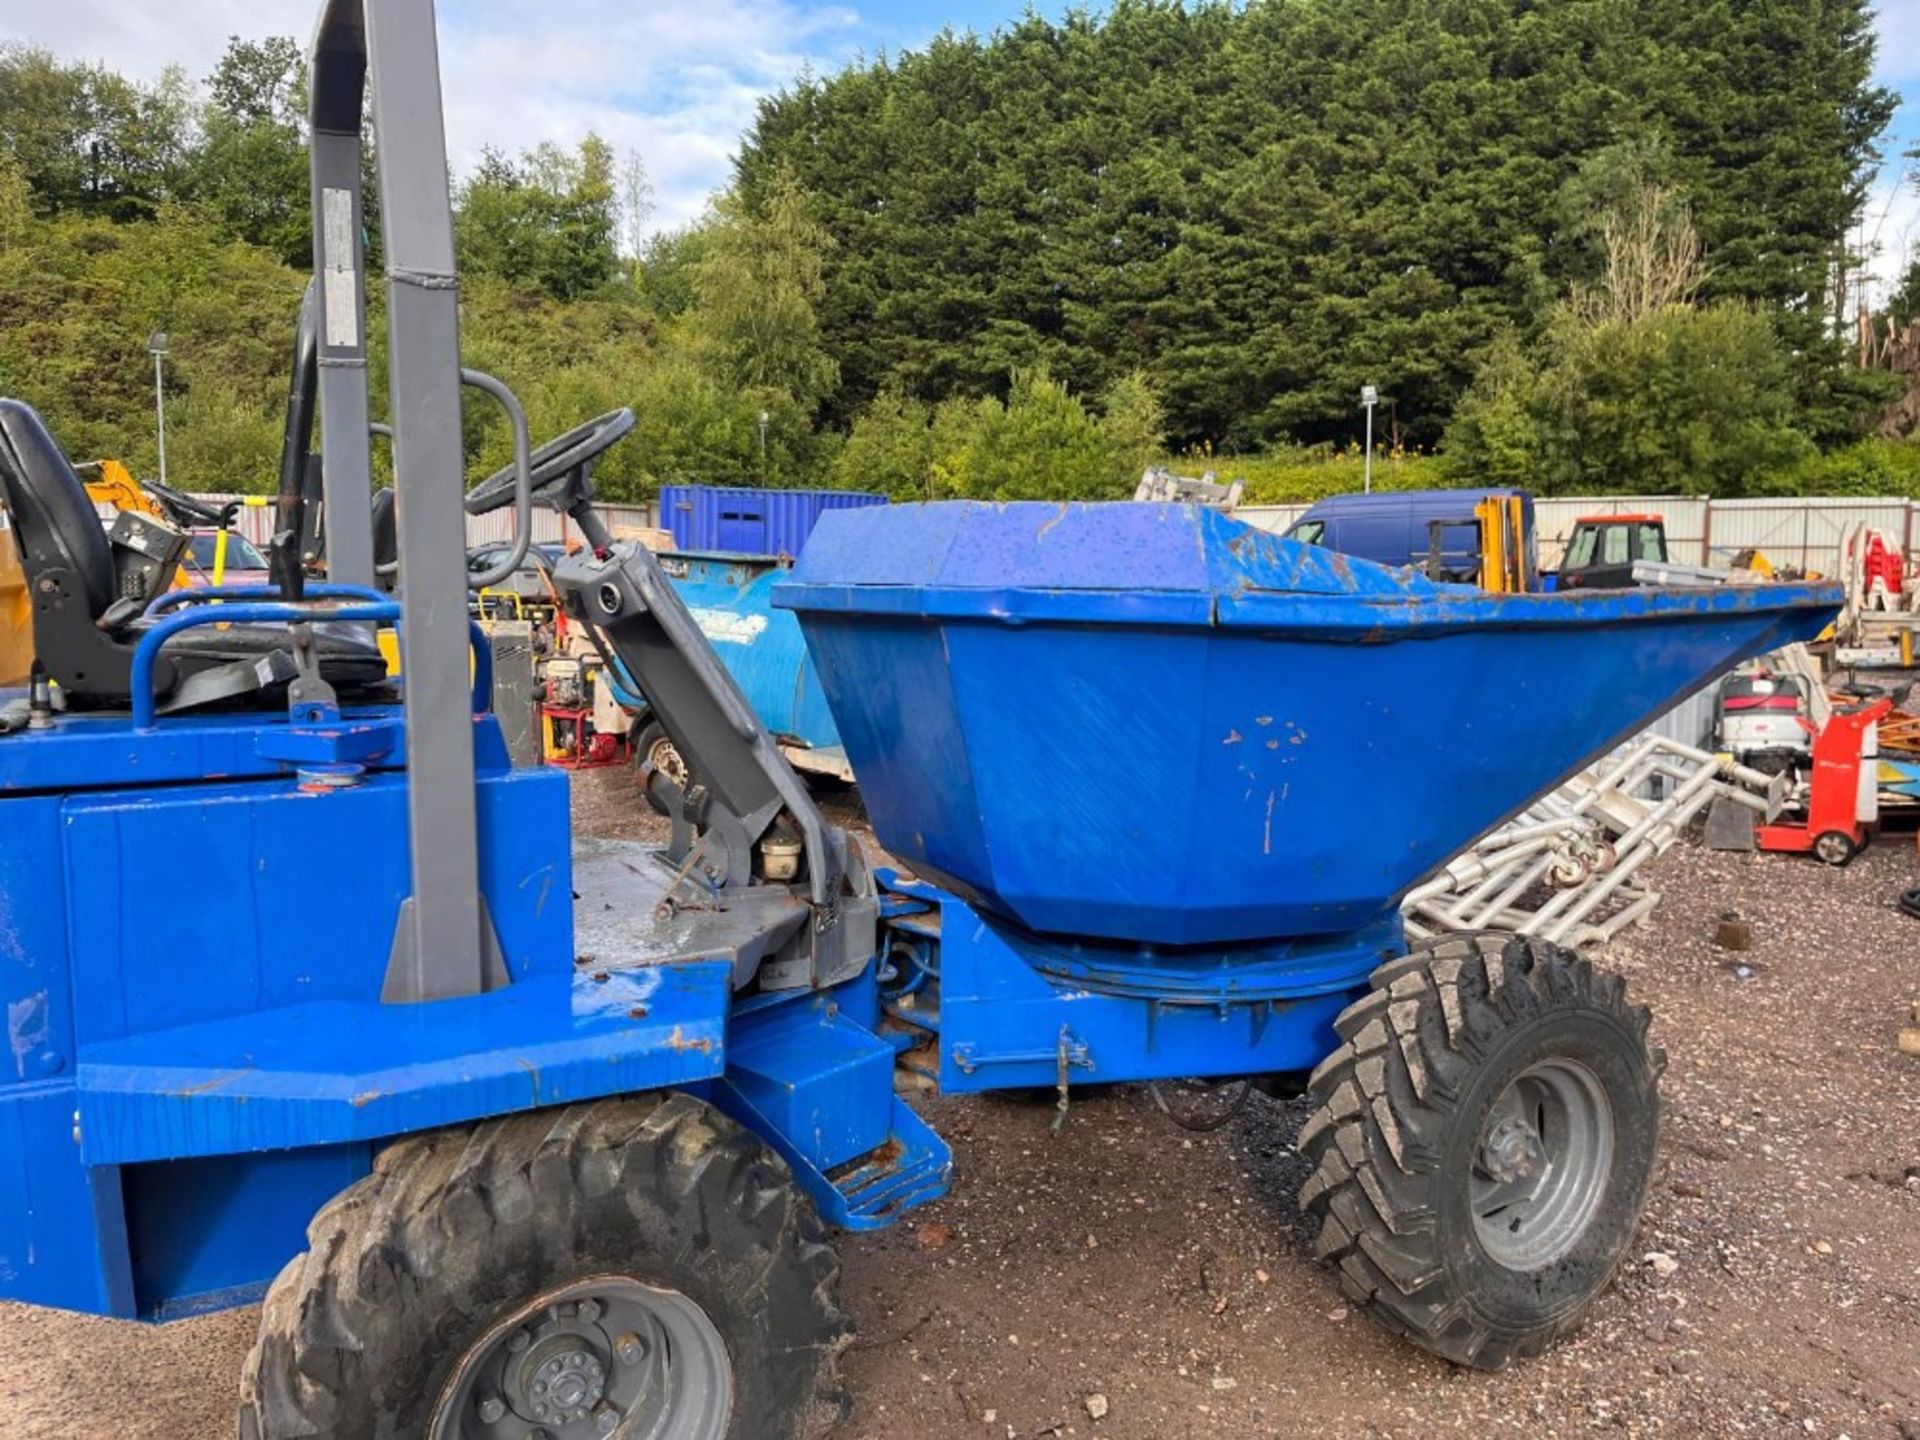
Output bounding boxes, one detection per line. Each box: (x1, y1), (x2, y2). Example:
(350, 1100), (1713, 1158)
(2, 766), (1916, 1439)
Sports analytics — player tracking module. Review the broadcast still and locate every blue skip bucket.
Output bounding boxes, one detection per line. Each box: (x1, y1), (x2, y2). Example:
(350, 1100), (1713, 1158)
(776, 503), (1840, 948)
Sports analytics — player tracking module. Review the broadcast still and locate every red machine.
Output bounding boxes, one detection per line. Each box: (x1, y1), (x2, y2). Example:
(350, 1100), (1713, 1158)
(1846, 527), (1906, 610)
(1757, 696), (1894, 865)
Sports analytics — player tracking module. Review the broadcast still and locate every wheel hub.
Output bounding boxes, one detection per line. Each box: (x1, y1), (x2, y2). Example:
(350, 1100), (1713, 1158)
(521, 1339), (607, 1427)
(1479, 1114), (1546, 1184)
(649, 736), (689, 788)
(1469, 1058), (1616, 1270)
(433, 1276), (733, 1440)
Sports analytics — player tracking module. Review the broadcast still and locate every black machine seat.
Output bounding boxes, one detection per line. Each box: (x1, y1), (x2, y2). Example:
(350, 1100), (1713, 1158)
(0, 397), (117, 618)
(0, 397), (386, 712)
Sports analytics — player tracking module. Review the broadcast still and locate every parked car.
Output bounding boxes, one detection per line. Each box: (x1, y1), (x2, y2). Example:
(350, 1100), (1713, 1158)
(181, 529), (271, 588)
(1284, 488), (1537, 584)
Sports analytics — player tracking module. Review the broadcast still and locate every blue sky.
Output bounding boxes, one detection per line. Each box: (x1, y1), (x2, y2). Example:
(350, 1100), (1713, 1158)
(11, 0), (1919, 292)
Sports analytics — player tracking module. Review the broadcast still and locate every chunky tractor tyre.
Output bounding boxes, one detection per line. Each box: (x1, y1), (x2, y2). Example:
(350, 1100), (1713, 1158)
(1297, 933), (1662, 1370)
(238, 1092), (848, 1440)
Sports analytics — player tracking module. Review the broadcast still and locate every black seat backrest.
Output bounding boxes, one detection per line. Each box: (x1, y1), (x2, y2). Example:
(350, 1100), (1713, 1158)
(371, 486), (398, 573)
(0, 396), (385, 713)
(0, 398), (115, 618)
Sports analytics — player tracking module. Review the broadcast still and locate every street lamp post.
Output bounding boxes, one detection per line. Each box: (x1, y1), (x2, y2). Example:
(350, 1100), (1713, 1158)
(148, 332), (170, 487)
(757, 410), (770, 468)
(1360, 384), (1378, 494)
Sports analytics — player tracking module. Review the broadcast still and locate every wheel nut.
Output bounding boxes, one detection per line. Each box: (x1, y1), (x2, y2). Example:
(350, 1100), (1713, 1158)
(594, 1403), (621, 1435)
(577, 1299), (602, 1324)
(614, 1332), (646, 1365)
(507, 1329), (532, 1353)
(477, 1396), (506, 1423)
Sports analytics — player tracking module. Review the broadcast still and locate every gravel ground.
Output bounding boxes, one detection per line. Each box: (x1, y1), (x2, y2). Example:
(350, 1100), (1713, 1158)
(2, 767), (1915, 1439)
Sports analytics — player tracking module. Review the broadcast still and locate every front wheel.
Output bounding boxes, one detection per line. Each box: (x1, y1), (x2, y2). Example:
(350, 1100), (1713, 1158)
(239, 1093), (848, 1440)
(1297, 933), (1662, 1370)
(1812, 830), (1858, 867)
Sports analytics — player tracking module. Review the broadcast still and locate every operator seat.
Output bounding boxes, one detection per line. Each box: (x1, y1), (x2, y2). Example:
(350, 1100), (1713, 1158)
(0, 397), (386, 712)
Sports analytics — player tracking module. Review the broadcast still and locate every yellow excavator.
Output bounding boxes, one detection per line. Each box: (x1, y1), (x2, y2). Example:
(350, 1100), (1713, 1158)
(0, 511), (26, 687)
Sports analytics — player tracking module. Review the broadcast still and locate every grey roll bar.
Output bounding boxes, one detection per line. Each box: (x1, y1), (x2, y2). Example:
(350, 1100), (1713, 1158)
(308, 0), (510, 1003)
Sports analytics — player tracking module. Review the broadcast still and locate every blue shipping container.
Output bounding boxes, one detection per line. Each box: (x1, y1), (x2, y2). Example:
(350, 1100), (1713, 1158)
(659, 486), (887, 559)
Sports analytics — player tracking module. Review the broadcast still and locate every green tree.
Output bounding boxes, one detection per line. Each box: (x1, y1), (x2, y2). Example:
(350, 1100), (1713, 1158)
(1445, 187), (1817, 495)
(0, 147), (30, 244)
(454, 136), (619, 301)
(831, 387), (935, 498)
(0, 45), (194, 219)
(837, 368), (1161, 500)
(188, 37), (311, 265)
(682, 170), (838, 410)
(1888, 256), (1920, 329)
(740, 0), (1897, 451)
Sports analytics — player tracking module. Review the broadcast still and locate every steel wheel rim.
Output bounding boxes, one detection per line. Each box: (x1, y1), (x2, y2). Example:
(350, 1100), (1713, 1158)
(432, 1274), (733, 1440)
(1469, 1058), (1614, 1270)
(647, 734), (689, 790)
(1815, 832), (1851, 865)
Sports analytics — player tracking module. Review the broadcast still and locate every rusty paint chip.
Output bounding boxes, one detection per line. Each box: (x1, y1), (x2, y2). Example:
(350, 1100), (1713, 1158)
(664, 1025), (715, 1055)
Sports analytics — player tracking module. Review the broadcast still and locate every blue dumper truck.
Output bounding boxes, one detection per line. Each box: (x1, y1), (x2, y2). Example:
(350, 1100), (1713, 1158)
(0, 5), (1845, 1438)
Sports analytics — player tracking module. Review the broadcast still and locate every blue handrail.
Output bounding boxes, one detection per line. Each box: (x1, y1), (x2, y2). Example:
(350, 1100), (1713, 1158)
(133, 602), (398, 729)
(145, 583), (391, 616)
(130, 600), (496, 731)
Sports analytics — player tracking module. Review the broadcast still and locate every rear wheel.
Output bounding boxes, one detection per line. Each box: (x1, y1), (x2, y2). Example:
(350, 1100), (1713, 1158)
(632, 720), (692, 817)
(1297, 933), (1661, 1369)
(239, 1093), (848, 1440)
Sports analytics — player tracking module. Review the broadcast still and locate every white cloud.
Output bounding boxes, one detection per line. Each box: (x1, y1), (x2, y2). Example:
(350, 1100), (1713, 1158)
(8, 0), (872, 236)
(1877, 0), (1920, 84)
(4, 0), (317, 82)
(1864, 160), (1920, 301)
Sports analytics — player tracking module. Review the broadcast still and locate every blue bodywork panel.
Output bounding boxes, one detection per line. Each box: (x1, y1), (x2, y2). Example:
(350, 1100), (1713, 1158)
(76, 966), (731, 1165)
(0, 691), (946, 1318)
(779, 502), (1843, 948)
(711, 970), (951, 1231)
(880, 876), (1375, 1094)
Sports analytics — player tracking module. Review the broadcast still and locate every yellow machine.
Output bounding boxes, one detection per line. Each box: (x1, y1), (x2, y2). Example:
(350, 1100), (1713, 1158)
(0, 514), (28, 687)
(79, 458), (167, 521)
(1474, 493), (1532, 594)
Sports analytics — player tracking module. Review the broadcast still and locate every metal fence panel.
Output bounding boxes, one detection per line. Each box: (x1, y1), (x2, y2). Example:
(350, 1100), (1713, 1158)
(1703, 499), (1914, 573)
(96, 494), (658, 551)
(1234, 504), (1309, 535)
(1643, 680), (1719, 753)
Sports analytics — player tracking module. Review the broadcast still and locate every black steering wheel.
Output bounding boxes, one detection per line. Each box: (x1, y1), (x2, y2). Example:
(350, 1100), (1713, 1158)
(145, 478), (238, 529)
(464, 407), (635, 516)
